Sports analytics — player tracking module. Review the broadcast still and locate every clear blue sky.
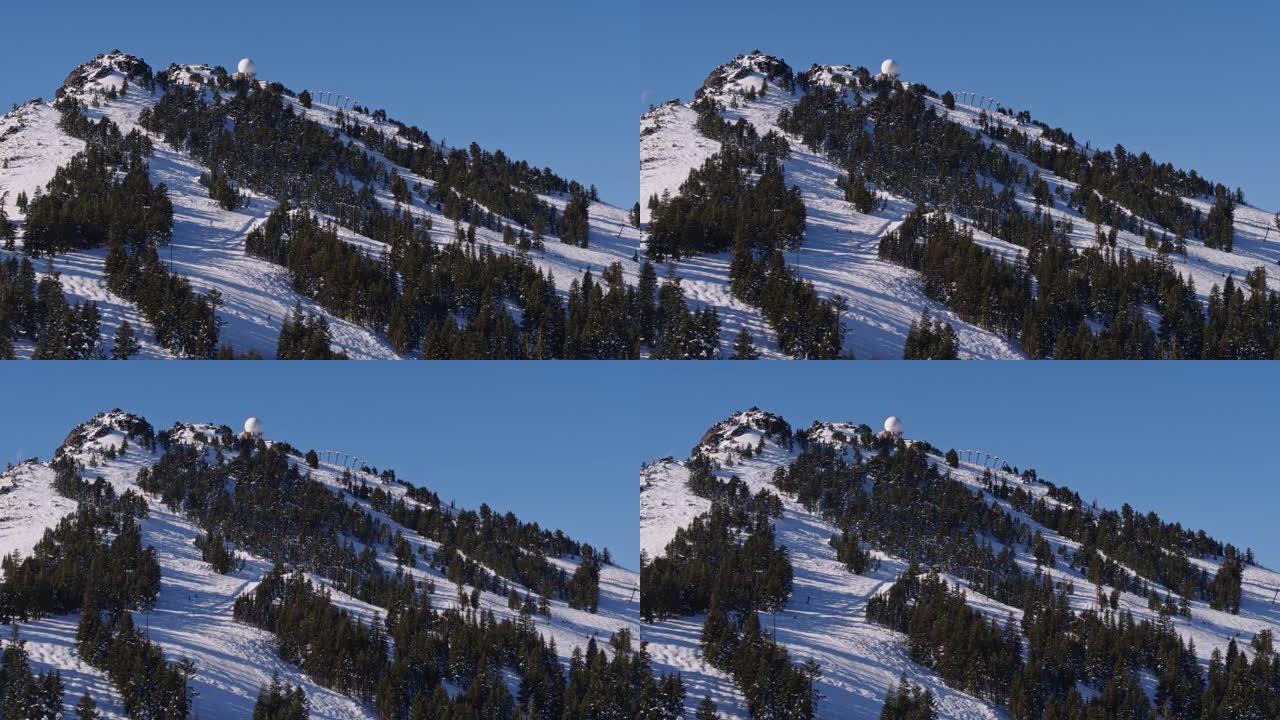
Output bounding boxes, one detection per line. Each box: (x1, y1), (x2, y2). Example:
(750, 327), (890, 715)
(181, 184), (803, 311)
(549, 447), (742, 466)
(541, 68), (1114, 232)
(637, 0), (1280, 211)
(627, 362), (1280, 569)
(0, 363), (638, 569)
(0, 0), (638, 207)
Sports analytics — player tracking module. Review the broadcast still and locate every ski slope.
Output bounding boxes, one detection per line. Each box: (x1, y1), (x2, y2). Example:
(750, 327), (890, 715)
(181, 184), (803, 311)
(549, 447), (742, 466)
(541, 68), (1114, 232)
(640, 52), (1280, 359)
(0, 410), (639, 719)
(639, 409), (1280, 719)
(0, 51), (642, 359)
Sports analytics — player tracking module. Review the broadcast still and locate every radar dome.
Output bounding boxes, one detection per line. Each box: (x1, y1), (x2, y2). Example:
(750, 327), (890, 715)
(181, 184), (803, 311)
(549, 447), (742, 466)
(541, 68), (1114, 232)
(880, 58), (900, 77)
(883, 416), (904, 436)
(237, 58), (257, 76)
(244, 417), (263, 436)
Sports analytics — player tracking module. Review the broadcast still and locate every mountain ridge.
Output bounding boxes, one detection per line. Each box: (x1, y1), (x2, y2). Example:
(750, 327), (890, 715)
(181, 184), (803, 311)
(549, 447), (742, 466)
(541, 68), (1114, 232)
(639, 408), (1280, 718)
(641, 51), (1280, 359)
(0, 408), (642, 719)
(0, 50), (646, 359)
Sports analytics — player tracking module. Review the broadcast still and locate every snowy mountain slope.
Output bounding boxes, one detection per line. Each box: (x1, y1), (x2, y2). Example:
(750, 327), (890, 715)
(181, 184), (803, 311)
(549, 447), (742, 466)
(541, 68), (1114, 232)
(0, 51), (641, 358)
(913, 84), (1280, 308)
(639, 409), (1280, 718)
(640, 52), (1280, 359)
(0, 461), (76, 563)
(0, 410), (639, 719)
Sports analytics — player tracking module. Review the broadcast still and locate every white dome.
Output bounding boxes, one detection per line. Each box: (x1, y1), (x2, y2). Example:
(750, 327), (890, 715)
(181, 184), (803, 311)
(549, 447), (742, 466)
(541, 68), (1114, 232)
(237, 58), (257, 76)
(883, 416), (904, 435)
(880, 58), (900, 77)
(244, 417), (263, 436)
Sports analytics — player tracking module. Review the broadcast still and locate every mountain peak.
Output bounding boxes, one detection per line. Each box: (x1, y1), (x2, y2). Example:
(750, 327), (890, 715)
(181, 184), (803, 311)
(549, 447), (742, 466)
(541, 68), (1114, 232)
(695, 51), (794, 101)
(56, 50), (152, 99)
(54, 409), (155, 461)
(695, 407), (793, 455)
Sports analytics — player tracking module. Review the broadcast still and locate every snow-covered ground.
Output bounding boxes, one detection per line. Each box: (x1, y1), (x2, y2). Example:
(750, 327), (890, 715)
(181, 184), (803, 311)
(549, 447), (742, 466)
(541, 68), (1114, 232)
(640, 52), (1280, 359)
(0, 411), (639, 718)
(639, 409), (1280, 719)
(0, 51), (641, 358)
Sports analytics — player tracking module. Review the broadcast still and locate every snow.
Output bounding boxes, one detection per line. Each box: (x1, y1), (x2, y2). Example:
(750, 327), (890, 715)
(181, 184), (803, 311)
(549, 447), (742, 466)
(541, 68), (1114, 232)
(640, 410), (1280, 719)
(640, 53), (1280, 359)
(1, 411), (639, 719)
(641, 420), (1002, 718)
(640, 461), (707, 560)
(285, 450), (640, 662)
(0, 462), (77, 563)
(0, 51), (641, 359)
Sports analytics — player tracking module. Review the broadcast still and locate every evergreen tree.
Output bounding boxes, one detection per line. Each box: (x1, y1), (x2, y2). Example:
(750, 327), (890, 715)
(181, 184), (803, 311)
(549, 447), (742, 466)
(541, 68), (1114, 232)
(845, 172), (877, 214)
(254, 673), (309, 720)
(0, 197), (13, 251)
(111, 320), (140, 359)
(903, 308), (958, 360)
(879, 676), (936, 719)
(1204, 193), (1234, 252)
(561, 189), (591, 248)
(731, 327), (760, 359)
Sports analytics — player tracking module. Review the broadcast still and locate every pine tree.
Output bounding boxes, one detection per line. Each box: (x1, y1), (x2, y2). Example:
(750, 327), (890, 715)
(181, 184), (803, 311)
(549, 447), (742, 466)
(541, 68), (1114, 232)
(0, 197), (13, 251)
(112, 320), (140, 359)
(942, 91), (956, 110)
(1204, 193), (1234, 252)
(298, 89), (312, 108)
(254, 672), (309, 720)
(731, 327), (759, 359)
(847, 173), (877, 214)
(637, 261), (658, 346)
(695, 696), (721, 720)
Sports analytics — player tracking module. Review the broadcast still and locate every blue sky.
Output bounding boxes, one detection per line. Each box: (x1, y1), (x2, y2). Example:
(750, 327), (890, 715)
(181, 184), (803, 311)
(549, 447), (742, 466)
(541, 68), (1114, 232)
(638, 0), (1280, 211)
(0, 0), (638, 207)
(627, 362), (1280, 568)
(0, 363), (639, 569)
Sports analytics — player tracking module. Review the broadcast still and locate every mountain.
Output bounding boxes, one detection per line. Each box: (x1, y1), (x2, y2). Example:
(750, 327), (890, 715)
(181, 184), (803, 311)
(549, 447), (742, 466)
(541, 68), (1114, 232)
(640, 52), (1280, 359)
(0, 410), (643, 718)
(0, 50), (645, 359)
(639, 409), (1280, 718)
